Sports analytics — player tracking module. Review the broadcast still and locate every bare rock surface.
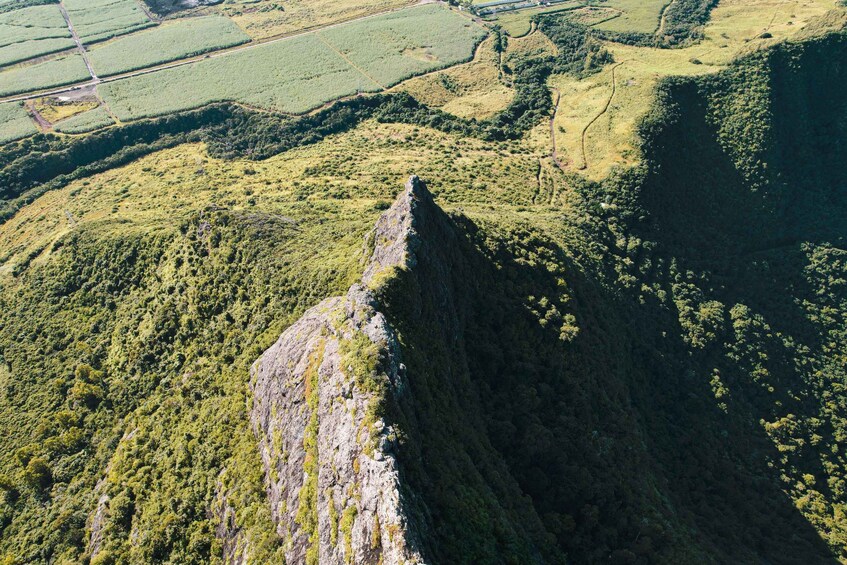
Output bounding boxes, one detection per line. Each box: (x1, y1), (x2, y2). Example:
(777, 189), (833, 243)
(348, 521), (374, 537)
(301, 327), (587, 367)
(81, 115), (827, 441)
(250, 177), (429, 565)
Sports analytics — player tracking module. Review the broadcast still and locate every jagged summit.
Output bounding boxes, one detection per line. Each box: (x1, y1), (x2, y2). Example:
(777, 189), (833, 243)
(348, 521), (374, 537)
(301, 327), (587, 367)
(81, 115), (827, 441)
(249, 178), (432, 565)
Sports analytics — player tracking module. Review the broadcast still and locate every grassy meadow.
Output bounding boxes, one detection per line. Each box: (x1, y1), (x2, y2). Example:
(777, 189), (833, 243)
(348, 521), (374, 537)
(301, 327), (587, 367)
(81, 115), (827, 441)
(550, 0), (839, 179)
(88, 16), (251, 77)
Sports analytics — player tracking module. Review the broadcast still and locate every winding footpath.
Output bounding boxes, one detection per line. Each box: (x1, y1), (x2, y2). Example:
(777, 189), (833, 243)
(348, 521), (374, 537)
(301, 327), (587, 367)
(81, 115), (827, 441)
(579, 61), (624, 170)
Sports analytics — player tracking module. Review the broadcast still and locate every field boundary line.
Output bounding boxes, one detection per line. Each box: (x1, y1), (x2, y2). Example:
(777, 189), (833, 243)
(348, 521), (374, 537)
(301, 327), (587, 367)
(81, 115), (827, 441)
(0, 1), (431, 104)
(314, 32), (386, 91)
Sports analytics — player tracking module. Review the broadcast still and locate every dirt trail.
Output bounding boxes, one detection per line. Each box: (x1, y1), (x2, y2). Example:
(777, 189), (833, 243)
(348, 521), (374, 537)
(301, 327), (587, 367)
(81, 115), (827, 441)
(549, 87), (566, 170)
(657, 0), (676, 36)
(25, 101), (51, 131)
(58, 0), (99, 82)
(579, 61), (624, 170)
(135, 0), (161, 23)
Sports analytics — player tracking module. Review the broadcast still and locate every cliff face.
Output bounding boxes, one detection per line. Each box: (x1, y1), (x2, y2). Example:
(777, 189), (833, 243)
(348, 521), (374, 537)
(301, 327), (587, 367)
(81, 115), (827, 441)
(249, 177), (427, 565)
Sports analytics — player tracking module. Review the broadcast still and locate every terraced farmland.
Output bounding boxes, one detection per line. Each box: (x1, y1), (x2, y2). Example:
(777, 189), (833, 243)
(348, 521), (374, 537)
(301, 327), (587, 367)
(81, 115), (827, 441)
(88, 16), (251, 76)
(0, 101), (36, 142)
(99, 4), (485, 120)
(0, 53), (90, 97)
(64, 0), (154, 44)
(0, 4), (74, 68)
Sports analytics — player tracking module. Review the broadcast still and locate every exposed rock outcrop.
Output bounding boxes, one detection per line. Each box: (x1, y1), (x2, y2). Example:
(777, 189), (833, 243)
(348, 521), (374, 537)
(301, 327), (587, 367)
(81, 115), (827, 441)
(250, 177), (429, 565)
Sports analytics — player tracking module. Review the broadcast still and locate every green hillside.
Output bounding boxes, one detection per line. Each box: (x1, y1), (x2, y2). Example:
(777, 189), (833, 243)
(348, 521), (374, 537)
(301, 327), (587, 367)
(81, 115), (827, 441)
(0, 2), (844, 564)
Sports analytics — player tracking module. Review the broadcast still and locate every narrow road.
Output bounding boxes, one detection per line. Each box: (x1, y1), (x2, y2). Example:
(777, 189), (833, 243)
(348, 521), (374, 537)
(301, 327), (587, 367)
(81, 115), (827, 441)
(579, 61), (624, 170)
(25, 101), (51, 131)
(0, 0), (436, 105)
(58, 0), (99, 82)
(135, 0), (161, 23)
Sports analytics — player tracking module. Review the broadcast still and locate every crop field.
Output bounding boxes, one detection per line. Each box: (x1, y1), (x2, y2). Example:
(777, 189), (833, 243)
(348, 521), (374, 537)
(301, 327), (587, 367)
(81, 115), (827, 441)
(99, 5), (485, 120)
(593, 0), (669, 33)
(0, 53), (90, 96)
(227, 0), (414, 40)
(316, 4), (488, 86)
(64, 0), (154, 44)
(53, 105), (114, 133)
(0, 101), (36, 142)
(88, 16), (251, 76)
(0, 4), (74, 67)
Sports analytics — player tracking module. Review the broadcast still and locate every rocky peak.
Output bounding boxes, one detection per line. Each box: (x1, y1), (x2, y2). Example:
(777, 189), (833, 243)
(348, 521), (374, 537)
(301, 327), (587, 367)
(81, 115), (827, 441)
(249, 177), (432, 565)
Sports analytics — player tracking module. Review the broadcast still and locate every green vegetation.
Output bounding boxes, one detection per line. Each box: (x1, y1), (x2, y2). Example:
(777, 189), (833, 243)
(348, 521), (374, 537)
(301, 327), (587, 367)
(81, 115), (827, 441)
(0, 4), (73, 68)
(0, 5), (844, 562)
(87, 17), (251, 77)
(63, 0), (154, 44)
(98, 5), (485, 120)
(0, 102), (36, 143)
(53, 107), (114, 134)
(0, 0), (58, 14)
(317, 4), (488, 86)
(0, 54), (89, 96)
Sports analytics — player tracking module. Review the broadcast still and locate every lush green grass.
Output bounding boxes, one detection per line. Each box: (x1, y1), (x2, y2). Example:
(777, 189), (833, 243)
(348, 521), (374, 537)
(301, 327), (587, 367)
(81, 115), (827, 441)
(87, 16), (250, 77)
(0, 101), (35, 142)
(64, 0), (154, 44)
(98, 5), (485, 120)
(0, 53), (89, 96)
(0, 4), (74, 67)
(53, 106), (113, 133)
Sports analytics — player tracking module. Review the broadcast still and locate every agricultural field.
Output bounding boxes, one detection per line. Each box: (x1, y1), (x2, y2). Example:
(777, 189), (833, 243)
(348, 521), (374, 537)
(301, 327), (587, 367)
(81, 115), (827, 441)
(0, 53), (90, 97)
(551, 0), (837, 179)
(592, 0), (669, 33)
(226, 0), (414, 40)
(53, 106), (114, 133)
(316, 3), (488, 86)
(87, 16), (251, 76)
(63, 0), (154, 44)
(99, 4), (485, 120)
(0, 101), (36, 143)
(0, 4), (74, 68)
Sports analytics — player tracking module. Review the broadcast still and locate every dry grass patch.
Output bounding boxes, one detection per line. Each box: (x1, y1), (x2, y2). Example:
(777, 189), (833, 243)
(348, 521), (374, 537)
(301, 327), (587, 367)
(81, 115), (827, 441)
(551, 0), (838, 180)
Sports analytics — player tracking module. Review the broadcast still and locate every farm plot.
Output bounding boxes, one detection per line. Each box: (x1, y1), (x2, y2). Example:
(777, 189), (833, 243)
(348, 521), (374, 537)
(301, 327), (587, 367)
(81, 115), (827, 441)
(0, 4), (75, 67)
(64, 0), (154, 44)
(0, 53), (89, 96)
(0, 101), (36, 143)
(88, 16), (250, 76)
(99, 4), (485, 120)
(317, 4), (487, 86)
(54, 105), (113, 133)
(593, 0), (669, 33)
